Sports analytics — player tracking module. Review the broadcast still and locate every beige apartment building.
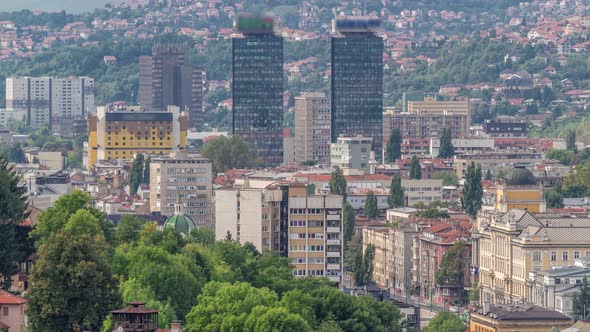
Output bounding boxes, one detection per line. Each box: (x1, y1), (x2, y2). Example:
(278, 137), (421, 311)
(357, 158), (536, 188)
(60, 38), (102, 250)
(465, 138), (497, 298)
(294, 92), (331, 164)
(149, 153), (213, 228)
(214, 181), (343, 285)
(474, 208), (590, 305)
(214, 185), (283, 251)
(453, 152), (543, 178)
(288, 185), (343, 285)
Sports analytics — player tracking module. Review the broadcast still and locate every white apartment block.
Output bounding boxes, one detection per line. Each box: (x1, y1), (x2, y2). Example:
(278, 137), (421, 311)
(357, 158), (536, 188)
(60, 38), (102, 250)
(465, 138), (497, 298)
(5, 76), (94, 130)
(330, 136), (372, 174)
(150, 153), (213, 229)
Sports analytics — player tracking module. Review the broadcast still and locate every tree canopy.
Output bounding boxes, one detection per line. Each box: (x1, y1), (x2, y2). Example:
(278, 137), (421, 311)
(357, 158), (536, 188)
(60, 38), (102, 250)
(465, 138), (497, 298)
(409, 156), (422, 180)
(461, 162), (483, 217)
(438, 128), (455, 158)
(364, 191), (379, 219)
(202, 136), (261, 174)
(422, 311), (467, 332)
(385, 128), (401, 163)
(329, 166), (348, 199)
(387, 174), (405, 208)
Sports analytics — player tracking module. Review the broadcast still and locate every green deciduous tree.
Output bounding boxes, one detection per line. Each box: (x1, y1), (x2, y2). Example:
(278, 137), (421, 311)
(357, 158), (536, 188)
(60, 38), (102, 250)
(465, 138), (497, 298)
(185, 282), (278, 331)
(409, 156), (422, 179)
(130, 153), (144, 195)
(438, 128), (455, 158)
(461, 162), (483, 217)
(354, 243), (375, 286)
(364, 191), (379, 219)
(436, 240), (468, 306)
(27, 231), (119, 332)
(544, 190), (564, 209)
(116, 215), (148, 244)
(567, 129), (577, 151)
(385, 128), (402, 163)
(247, 307), (312, 332)
(202, 136), (261, 174)
(388, 174), (405, 208)
(329, 166), (347, 199)
(563, 162), (590, 197)
(432, 171), (459, 186)
(343, 202), (355, 244)
(31, 190), (114, 246)
(573, 277), (590, 320)
(422, 311), (467, 332)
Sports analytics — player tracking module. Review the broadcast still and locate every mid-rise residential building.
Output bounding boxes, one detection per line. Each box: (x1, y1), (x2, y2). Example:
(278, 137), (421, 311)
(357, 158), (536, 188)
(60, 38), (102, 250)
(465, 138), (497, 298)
(331, 16), (383, 161)
(294, 92), (330, 164)
(232, 14), (284, 167)
(5, 76), (94, 129)
(214, 181), (343, 285)
(528, 257), (590, 317)
(150, 153), (213, 228)
(474, 209), (590, 305)
(215, 183), (284, 252)
(469, 304), (572, 332)
(288, 184), (343, 285)
(138, 45), (204, 129)
(330, 136), (372, 174)
(429, 138), (495, 157)
(84, 106), (188, 169)
(383, 105), (469, 145)
(346, 179), (443, 210)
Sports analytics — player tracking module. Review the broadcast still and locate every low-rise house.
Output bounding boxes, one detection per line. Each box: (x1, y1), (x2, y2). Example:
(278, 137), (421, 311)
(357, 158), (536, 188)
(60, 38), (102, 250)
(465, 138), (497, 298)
(0, 290), (27, 332)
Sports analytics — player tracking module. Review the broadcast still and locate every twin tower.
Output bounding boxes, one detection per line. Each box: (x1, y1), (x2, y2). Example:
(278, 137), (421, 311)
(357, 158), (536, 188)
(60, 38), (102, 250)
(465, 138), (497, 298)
(232, 15), (384, 166)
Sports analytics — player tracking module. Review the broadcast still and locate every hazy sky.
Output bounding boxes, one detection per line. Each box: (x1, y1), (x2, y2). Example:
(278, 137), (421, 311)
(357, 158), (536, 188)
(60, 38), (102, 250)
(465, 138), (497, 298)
(1, 0), (122, 13)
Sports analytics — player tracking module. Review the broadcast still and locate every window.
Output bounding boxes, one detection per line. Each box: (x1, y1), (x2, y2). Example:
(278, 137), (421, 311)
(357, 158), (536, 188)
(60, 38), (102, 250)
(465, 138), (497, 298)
(551, 251), (557, 261)
(563, 251), (569, 261)
(575, 251), (580, 259)
(533, 252), (541, 262)
(3, 307), (7, 316)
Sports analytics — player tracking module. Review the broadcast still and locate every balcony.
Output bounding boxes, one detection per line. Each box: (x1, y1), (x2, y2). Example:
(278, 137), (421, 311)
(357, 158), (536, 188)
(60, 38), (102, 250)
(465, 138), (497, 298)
(327, 264), (341, 270)
(327, 215), (340, 221)
(326, 227), (340, 233)
(326, 251), (340, 258)
(326, 239), (341, 245)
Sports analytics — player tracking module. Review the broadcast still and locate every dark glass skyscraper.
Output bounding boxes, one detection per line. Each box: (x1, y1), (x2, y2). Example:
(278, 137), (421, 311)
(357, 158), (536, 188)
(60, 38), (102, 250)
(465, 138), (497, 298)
(232, 15), (284, 167)
(139, 45), (204, 129)
(331, 17), (383, 161)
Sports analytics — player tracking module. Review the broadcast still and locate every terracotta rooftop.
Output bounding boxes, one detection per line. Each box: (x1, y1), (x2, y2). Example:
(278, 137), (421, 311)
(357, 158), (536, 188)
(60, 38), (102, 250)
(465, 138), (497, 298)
(0, 290), (27, 305)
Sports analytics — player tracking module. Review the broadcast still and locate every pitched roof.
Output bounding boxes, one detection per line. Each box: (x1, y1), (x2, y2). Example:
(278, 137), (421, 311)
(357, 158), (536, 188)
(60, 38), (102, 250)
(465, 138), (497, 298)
(480, 304), (570, 321)
(0, 290), (27, 304)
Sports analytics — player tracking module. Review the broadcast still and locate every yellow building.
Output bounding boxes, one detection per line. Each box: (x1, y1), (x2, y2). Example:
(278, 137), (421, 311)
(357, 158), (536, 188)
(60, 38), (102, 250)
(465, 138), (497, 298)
(473, 209), (590, 305)
(469, 303), (571, 332)
(495, 167), (546, 213)
(85, 106), (187, 169)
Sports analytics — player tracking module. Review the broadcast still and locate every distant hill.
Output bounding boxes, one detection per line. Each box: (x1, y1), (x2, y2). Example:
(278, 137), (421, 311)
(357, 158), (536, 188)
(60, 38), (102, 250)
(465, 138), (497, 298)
(0, 0), (121, 13)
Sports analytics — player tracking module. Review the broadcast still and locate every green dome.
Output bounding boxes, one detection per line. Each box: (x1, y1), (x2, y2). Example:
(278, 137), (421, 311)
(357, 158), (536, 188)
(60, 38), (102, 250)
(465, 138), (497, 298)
(164, 213), (196, 235)
(504, 166), (536, 186)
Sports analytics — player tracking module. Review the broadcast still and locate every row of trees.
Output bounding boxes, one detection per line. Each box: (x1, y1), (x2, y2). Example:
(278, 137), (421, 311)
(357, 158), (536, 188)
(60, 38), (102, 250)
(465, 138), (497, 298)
(20, 188), (406, 331)
(384, 127), (455, 164)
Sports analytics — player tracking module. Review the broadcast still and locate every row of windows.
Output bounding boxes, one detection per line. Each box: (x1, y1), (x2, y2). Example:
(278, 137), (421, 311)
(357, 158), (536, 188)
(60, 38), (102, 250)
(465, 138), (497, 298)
(292, 270), (325, 276)
(290, 208), (323, 214)
(289, 245), (324, 252)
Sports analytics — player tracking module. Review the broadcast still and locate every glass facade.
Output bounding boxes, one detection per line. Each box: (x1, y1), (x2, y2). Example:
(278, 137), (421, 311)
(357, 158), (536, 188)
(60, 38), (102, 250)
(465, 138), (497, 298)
(331, 32), (383, 161)
(232, 34), (284, 167)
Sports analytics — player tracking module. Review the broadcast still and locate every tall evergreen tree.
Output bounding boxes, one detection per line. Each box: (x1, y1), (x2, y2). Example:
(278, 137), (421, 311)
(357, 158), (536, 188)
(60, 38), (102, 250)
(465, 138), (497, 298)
(0, 157), (30, 288)
(387, 174), (405, 208)
(130, 153), (144, 195)
(329, 166), (347, 199)
(461, 162), (483, 217)
(385, 128), (402, 163)
(566, 129), (577, 151)
(343, 202), (355, 244)
(143, 155), (151, 185)
(438, 128), (455, 158)
(409, 156), (422, 180)
(364, 191), (379, 219)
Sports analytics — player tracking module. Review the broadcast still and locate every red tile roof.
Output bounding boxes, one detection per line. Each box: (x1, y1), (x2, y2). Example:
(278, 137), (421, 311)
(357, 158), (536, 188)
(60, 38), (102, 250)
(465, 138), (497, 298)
(0, 290), (27, 304)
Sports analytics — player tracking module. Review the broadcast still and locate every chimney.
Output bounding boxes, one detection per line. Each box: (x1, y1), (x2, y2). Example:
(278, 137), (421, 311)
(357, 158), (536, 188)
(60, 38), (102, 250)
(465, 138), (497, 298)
(483, 301), (491, 315)
(170, 321), (182, 332)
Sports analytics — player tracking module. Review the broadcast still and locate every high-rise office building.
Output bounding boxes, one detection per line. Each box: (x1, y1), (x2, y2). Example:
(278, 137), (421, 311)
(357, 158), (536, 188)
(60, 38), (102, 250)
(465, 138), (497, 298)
(150, 153), (213, 229)
(138, 45), (204, 129)
(331, 16), (383, 161)
(232, 14), (284, 167)
(294, 92), (331, 164)
(5, 76), (94, 129)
